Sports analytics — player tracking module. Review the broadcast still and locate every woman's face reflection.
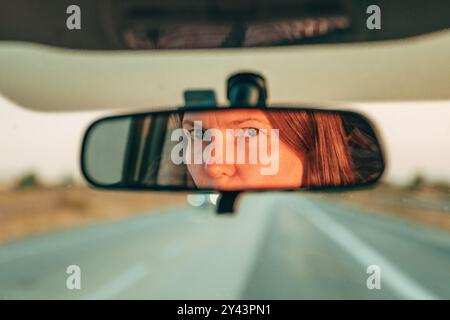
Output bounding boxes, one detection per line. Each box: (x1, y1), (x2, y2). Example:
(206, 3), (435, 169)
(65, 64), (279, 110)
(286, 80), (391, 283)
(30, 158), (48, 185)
(182, 109), (303, 190)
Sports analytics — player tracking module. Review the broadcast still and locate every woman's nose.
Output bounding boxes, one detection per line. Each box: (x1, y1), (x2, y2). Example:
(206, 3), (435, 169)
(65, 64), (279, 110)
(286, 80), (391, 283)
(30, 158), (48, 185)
(202, 132), (236, 178)
(205, 163), (236, 179)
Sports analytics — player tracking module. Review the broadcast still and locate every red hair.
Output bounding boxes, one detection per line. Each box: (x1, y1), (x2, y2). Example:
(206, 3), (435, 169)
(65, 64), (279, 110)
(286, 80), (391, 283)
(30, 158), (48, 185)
(265, 110), (357, 187)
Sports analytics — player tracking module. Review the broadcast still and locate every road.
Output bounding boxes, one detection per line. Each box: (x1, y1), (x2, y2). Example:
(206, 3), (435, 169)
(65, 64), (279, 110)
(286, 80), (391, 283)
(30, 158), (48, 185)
(0, 193), (449, 299)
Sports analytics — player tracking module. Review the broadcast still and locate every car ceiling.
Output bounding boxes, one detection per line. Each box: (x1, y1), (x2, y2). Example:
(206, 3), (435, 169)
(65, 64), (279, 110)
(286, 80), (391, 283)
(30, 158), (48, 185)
(0, 30), (449, 112)
(1, 0), (449, 50)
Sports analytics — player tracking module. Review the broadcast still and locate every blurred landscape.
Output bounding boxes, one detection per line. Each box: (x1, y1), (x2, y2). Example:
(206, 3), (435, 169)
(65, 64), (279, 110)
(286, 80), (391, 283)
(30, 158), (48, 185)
(327, 175), (450, 231)
(0, 172), (187, 244)
(0, 172), (448, 245)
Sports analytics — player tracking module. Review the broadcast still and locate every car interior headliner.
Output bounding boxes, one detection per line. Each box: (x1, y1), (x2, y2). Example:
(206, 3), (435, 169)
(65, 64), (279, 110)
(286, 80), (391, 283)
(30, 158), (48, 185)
(0, 30), (449, 112)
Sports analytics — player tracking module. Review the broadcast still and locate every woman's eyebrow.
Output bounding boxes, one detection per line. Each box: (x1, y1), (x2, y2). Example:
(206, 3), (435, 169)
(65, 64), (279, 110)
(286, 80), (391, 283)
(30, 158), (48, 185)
(225, 117), (270, 126)
(182, 117), (270, 128)
(182, 119), (194, 128)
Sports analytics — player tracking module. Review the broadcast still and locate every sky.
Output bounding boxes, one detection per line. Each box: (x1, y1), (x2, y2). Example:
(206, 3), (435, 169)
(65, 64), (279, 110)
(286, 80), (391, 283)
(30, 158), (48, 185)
(0, 94), (449, 185)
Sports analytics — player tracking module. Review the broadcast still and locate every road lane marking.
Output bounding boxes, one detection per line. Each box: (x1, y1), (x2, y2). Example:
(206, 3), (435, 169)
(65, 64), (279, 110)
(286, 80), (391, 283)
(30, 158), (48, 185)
(318, 200), (450, 249)
(297, 198), (439, 300)
(83, 264), (148, 300)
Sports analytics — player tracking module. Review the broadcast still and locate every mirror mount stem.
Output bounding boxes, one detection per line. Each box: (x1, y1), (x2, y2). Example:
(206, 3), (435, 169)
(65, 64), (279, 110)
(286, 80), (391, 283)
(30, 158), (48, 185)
(216, 191), (241, 214)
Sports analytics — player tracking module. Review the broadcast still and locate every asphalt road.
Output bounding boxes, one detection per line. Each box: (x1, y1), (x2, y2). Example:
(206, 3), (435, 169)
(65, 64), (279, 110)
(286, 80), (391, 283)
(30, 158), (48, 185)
(0, 193), (449, 299)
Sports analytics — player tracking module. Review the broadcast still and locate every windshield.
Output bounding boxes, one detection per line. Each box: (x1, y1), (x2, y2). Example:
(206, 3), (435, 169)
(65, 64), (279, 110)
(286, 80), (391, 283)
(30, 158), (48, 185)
(0, 36), (449, 299)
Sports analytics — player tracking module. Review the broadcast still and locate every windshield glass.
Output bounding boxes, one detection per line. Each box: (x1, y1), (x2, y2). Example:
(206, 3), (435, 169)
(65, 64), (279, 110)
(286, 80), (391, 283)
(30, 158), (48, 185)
(0, 30), (449, 299)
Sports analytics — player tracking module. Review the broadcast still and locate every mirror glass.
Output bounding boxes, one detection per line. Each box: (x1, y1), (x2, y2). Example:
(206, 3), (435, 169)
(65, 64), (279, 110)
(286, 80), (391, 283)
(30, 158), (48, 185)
(82, 107), (384, 191)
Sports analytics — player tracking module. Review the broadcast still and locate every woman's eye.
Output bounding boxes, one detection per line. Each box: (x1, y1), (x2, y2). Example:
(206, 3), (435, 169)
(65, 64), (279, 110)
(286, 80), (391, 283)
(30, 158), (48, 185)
(190, 129), (204, 140)
(243, 127), (259, 138)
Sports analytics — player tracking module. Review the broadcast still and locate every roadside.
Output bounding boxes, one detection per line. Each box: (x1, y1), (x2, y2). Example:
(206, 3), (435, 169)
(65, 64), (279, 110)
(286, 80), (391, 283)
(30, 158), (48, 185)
(0, 181), (186, 244)
(1, 172), (448, 245)
(324, 181), (450, 232)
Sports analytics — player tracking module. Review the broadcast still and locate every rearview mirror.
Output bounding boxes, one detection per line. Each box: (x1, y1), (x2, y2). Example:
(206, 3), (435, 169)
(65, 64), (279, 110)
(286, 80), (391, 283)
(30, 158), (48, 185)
(81, 107), (384, 191)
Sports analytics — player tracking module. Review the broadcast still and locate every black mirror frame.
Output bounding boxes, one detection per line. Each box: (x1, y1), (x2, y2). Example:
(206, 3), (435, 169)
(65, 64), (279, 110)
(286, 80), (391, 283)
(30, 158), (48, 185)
(80, 105), (386, 193)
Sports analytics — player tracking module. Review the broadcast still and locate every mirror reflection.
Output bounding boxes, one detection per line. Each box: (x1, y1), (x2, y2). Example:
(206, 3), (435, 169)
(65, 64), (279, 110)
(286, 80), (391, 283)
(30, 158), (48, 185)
(82, 108), (384, 191)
